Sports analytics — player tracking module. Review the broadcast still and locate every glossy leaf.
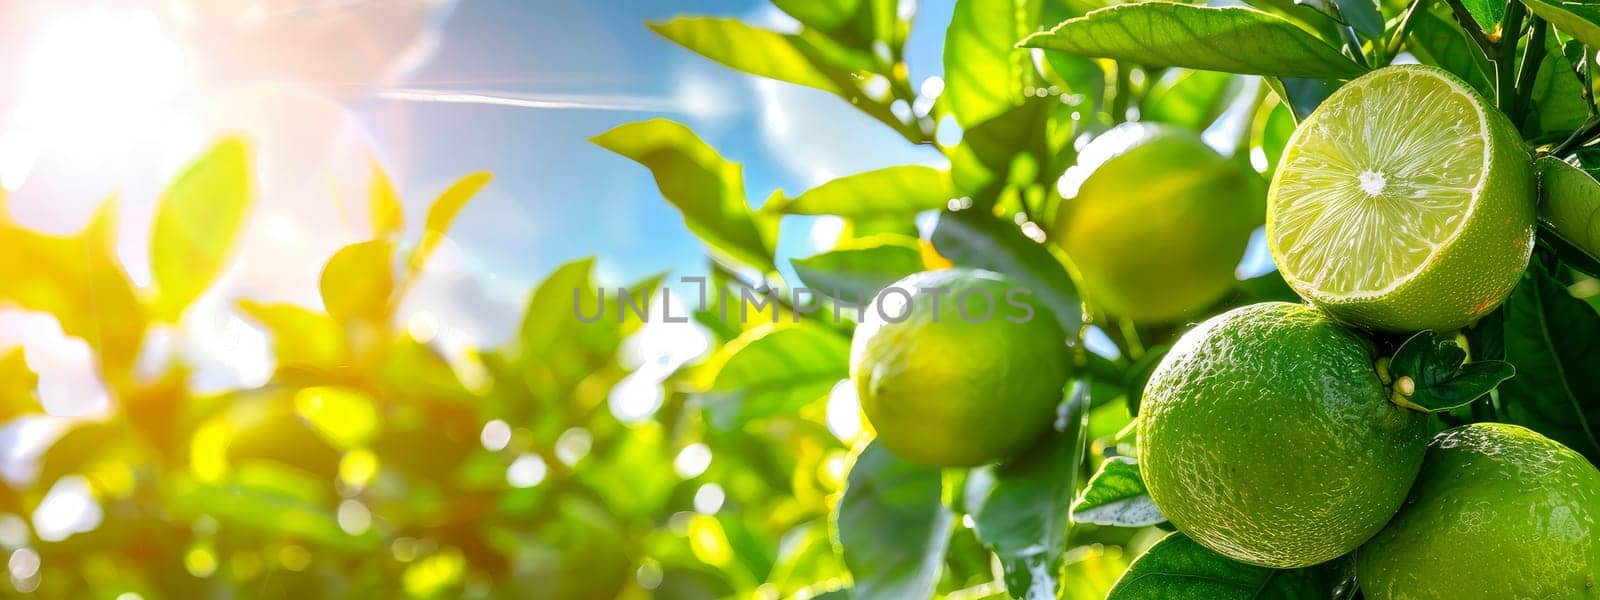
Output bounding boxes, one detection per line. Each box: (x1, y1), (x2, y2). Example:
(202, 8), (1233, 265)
(1022, 5), (1365, 78)
(1071, 456), (1165, 527)
(650, 17), (843, 94)
(1386, 330), (1516, 413)
(1537, 157), (1600, 258)
(1523, 31), (1589, 138)
(150, 138), (254, 321)
(1522, 0), (1600, 47)
(1297, 0), (1384, 38)
(592, 119), (777, 271)
(931, 209), (1082, 334)
(411, 171), (491, 273)
(835, 441), (952, 600)
(1265, 76), (1340, 121)
(791, 234), (925, 303)
(944, 0), (1040, 127)
(1107, 532), (1352, 599)
(973, 382), (1089, 598)
(701, 323), (851, 430)
(1498, 261), (1600, 464)
(768, 166), (953, 217)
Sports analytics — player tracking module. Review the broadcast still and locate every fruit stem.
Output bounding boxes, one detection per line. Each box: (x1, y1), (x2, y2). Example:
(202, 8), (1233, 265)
(1339, 25), (1368, 68)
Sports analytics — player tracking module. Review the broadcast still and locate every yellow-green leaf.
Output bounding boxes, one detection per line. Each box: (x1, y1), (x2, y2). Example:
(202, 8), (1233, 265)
(411, 172), (491, 273)
(321, 240), (397, 324)
(0, 349), (39, 422)
(0, 199), (147, 379)
(767, 166), (953, 217)
(369, 160), (405, 239)
(943, 0), (1040, 127)
(237, 300), (349, 373)
(592, 119), (777, 270)
(649, 17), (842, 94)
(150, 138), (255, 321)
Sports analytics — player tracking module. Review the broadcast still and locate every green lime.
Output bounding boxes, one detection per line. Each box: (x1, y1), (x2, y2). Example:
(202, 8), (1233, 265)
(1357, 423), (1600, 599)
(1052, 122), (1258, 324)
(850, 269), (1070, 467)
(1267, 65), (1535, 332)
(1139, 302), (1429, 568)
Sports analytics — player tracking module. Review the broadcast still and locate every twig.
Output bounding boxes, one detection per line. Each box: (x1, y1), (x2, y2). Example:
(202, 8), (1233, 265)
(1495, 0), (1527, 114)
(1552, 117), (1600, 156)
(1383, 0), (1427, 62)
(1340, 25), (1369, 68)
(1444, 0), (1497, 60)
(1512, 17), (1548, 127)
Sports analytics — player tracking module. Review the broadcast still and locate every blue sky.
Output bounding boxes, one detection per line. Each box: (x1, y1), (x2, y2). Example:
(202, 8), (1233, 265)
(370, 0), (953, 291)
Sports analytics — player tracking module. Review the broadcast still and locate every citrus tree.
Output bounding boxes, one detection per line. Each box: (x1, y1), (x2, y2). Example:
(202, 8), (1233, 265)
(3, 0), (1600, 598)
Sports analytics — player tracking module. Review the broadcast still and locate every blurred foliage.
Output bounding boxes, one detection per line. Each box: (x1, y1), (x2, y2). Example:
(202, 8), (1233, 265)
(4, 0), (1600, 598)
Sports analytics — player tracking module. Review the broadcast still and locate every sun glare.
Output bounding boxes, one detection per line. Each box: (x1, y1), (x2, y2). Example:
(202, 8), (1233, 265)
(14, 9), (185, 138)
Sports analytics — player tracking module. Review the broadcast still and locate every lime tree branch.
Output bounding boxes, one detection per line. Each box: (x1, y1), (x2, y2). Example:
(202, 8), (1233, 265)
(1495, 0), (1527, 114)
(1444, 0), (1496, 60)
(1382, 0), (1427, 64)
(1512, 18), (1548, 127)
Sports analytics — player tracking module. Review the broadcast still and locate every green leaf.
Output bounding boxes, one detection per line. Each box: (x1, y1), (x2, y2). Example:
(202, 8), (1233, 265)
(369, 160), (405, 239)
(1107, 532), (1353, 599)
(1123, 345), (1172, 416)
(649, 17), (844, 94)
(1537, 224), (1600, 277)
(1538, 156), (1600, 261)
(1405, 8), (1495, 98)
(1521, 0), (1600, 47)
(1070, 456), (1165, 527)
(1141, 70), (1242, 130)
(1498, 260), (1600, 464)
(1461, 0), (1506, 31)
(1295, 0), (1384, 39)
(930, 209), (1082, 334)
(168, 470), (379, 551)
(411, 171), (491, 274)
(973, 381), (1089, 598)
(0, 349), (39, 422)
(320, 240), (396, 325)
(835, 441), (953, 600)
(1386, 330), (1516, 413)
(791, 234), (926, 303)
(149, 138), (254, 321)
(702, 323), (851, 430)
(1022, 5), (1365, 78)
(1523, 30), (1590, 138)
(1265, 76), (1341, 121)
(768, 166), (953, 217)
(593, 119), (777, 271)
(949, 99), (1063, 198)
(944, 0), (1041, 127)
(772, 0), (865, 31)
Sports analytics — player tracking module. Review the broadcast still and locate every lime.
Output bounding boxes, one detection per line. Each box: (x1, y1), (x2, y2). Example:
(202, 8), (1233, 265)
(1267, 65), (1535, 332)
(1537, 155), (1600, 257)
(1357, 423), (1600, 599)
(850, 269), (1070, 467)
(1053, 122), (1259, 323)
(1139, 302), (1429, 568)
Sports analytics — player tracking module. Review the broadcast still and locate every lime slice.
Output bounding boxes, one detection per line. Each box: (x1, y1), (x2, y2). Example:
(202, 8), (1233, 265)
(1267, 65), (1535, 332)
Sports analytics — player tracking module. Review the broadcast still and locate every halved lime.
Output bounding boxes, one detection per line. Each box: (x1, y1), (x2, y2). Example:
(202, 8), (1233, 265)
(1267, 65), (1535, 332)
